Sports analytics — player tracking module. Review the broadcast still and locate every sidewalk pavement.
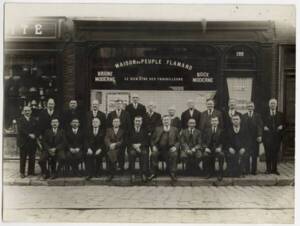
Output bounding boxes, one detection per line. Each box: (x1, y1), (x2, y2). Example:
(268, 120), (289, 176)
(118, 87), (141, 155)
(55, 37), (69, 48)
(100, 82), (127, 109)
(3, 160), (294, 186)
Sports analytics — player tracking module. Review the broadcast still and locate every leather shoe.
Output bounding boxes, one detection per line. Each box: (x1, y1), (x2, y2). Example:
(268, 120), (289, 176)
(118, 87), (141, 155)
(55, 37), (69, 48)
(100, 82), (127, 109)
(205, 174), (212, 179)
(170, 173), (177, 182)
(106, 175), (114, 182)
(85, 176), (92, 181)
(141, 174), (147, 183)
(20, 173), (25, 178)
(130, 174), (136, 184)
(273, 171), (280, 175)
(148, 174), (157, 181)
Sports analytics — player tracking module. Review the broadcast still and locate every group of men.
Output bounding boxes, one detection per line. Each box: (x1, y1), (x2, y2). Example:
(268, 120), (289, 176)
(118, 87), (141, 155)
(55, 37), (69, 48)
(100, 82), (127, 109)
(17, 93), (285, 183)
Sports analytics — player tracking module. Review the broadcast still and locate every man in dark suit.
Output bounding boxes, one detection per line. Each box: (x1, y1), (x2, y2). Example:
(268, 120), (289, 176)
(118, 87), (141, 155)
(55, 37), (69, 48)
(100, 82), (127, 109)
(200, 98), (223, 131)
(128, 116), (149, 183)
(17, 106), (38, 178)
(226, 114), (249, 177)
(125, 93), (146, 127)
(180, 118), (202, 175)
(39, 118), (66, 179)
(86, 99), (107, 131)
(144, 101), (162, 136)
(262, 98), (285, 175)
(202, 116), (225, 181)
(85, 118), (106, 180)
(223, 99), (243, 131)
(107, 99), (131, 171)
(63, 100), (82, 130)
(38, 98), (60, 136)
(181, 99), (201, 129)
(65, 118), (84, 177)
(168, 106), (181, 130)
(104, 118), (125, 182)
(243, 101), (263, 175)
(148, 115), (180, 182)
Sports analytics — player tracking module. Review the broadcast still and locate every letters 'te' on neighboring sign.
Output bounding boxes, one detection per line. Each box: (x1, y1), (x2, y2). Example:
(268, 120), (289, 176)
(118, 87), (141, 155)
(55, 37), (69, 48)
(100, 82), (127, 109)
(5, 21), (58, 40)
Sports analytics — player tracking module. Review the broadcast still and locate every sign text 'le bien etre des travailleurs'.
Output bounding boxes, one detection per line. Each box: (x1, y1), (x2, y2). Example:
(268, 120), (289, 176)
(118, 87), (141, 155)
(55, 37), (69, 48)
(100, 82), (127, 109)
(93, 58), (216, 90)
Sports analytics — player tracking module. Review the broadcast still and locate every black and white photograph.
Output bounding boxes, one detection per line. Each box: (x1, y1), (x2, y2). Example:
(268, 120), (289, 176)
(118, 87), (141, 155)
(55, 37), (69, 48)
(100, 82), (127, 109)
(0, 1), (297, 224)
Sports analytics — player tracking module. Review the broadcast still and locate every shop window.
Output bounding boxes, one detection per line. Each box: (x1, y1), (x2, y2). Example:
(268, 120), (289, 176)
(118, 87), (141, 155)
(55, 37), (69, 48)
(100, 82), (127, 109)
(225, 46), (256, 70)
(4, 53), (60, 134)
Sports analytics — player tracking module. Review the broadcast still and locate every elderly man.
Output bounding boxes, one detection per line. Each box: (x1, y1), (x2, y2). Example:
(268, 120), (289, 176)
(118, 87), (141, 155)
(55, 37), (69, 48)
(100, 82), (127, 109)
(107, 99), (131, 171)
(226, 114), (249, 177)
(127, 116), (149, 183)
(149, 115), (180, 182)
(38, 98), (60, 136)
(180, 118), (202, 175)
(125, 93), (147, 127)
(17, 106), (38, 178)
(86, 99), (107, 131)
(181, 99), (201, 129)
(223, 99), (242, 131)
(242, 101), (263, 175)
(202, 116), (225, 181)
(262, 98), (284, 175)
(39, 118), (66, 179)
(144, 101), (162, 136)
(63, 100), (82, 129)
(200, 98), (223, 131)
(168, 106), (181, 130)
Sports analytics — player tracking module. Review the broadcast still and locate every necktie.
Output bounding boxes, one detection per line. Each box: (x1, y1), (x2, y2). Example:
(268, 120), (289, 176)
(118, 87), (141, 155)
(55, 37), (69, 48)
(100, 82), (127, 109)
(208, 110), (212, 116)
(117, 110), (121, 117)
(189, 130), (193, 144)
(249, 112), (252, 118)
(94, 128), (97, 136)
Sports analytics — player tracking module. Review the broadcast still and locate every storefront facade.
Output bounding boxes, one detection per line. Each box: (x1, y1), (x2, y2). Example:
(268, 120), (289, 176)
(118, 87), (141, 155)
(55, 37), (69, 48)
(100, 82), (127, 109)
(4, 17), (295, 159)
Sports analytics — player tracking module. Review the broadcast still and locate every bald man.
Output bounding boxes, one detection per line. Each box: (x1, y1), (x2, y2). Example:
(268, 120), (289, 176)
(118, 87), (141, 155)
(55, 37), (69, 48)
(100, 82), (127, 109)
(125, 93), (146, 127)
(262, 98), (285, 175)
(86, 100), (107, 131)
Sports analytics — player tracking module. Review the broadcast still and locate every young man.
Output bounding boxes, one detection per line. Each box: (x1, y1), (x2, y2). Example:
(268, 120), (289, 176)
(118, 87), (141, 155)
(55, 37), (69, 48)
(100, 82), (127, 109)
(85, 118), (106, 180)
(17, 106), (38, 178)
(200, 98), (223, 131)
(202, 116), (225, 181)
(168, 106), (181, 130)
(104, 118), (125, 182)
(242, 101), (263, 175)
(149, 115), (180, 182)
(127, 116), (149, 183)
(65, 118), (84, 177)
(180, 118), (202, 175)
(181, 99), (201, 129)
(86, 99), (107, 131)
(125, 93), (147, 127)
(39, 118), (66, 179)
(226, 114), (249, 177)
(107, 99), (131, 171)
(262, 98), (285, 175)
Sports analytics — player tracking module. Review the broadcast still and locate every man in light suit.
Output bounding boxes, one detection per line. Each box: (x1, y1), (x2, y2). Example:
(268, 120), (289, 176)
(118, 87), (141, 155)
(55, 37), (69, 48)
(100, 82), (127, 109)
(148, 115), (180, 182)
(180, 118), (202, 175)
(107, 99), (131, 171)
(262, 98), (285, 175)
(17, 106), (38, 178)
(104, 118), (125, 181)
(242, 101), (263, 175)
(125, 93), (147, 127)
(202, 116), (225, 181)
(200, 98), (223, 131)
(181, 99), (201, 129)
(168, 106), (181, 130)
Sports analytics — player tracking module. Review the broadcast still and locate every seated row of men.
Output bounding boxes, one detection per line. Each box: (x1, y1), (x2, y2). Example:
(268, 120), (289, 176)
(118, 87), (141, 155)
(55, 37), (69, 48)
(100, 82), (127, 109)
(17, 95), (284, 183)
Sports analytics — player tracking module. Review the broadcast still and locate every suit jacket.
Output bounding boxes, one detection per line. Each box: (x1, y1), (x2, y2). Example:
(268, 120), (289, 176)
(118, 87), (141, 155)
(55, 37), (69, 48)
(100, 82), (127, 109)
(17, 116), (38, 148)
(226, 125), (249, 151)
(151, 126), (180, 150)
(144, 112), (162, 135)
(202, 126), (224, 150)
(107, 110), (131, 131)
(128, 127), (149, 149)
(65, 128), (84, 151)
(180, 128), (202, 151)
(125, 103), (146, 123)
(262, 110), (285, 145)
(86, 110), (107, 131)
(200, 109), (223, 131)
(170, 117), (181, 130)
(85, 127), (106, 153)
(38, 109), (61, 136)
(42, 128), (66, 152)
(223, 109), (243, 131)
(181, 109), (201, 129)
(243, 111), (263, 142)
(63, 109), (82, 129)
(104, 128), (125, 149)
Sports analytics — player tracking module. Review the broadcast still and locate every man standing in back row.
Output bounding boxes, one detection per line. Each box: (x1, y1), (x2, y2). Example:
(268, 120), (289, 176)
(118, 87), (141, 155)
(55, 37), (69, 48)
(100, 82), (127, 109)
(125, 93), (146, 127)
(181, 99), (201, 129)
